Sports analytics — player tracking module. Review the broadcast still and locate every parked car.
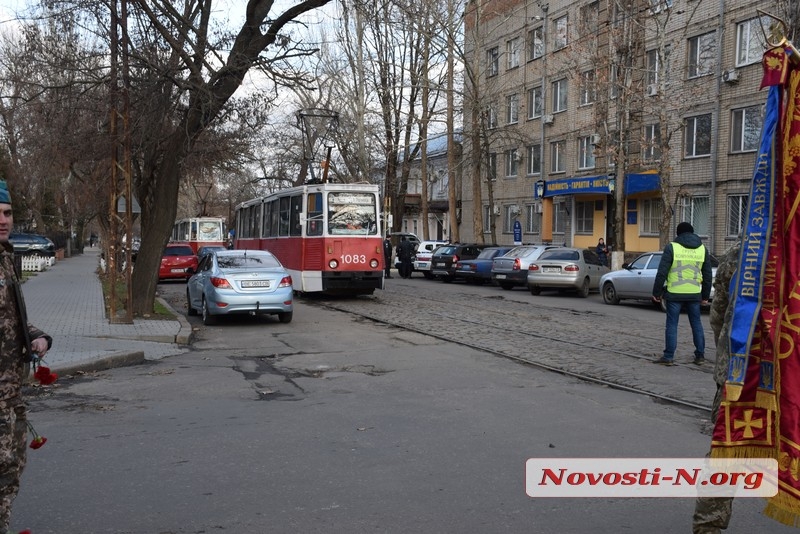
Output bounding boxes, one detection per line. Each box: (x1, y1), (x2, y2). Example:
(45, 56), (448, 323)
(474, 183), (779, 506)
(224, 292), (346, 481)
(197, 245), (227, 260)
(431, 243), (494, 282)
(599, 251), (718, 309)
(159, 244), (198, 282)
(527, 247), (611, 297)
(186, 249), (293, 325)
(491, 245), (561, 290)
(9, 233), (55, 257)
(454, 246), (514, 284)
(413, 239), (449, 278)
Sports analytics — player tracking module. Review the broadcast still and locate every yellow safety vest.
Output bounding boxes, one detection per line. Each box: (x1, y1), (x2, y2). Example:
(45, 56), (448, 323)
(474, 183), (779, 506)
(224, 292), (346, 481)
(667, 243), (705, 294)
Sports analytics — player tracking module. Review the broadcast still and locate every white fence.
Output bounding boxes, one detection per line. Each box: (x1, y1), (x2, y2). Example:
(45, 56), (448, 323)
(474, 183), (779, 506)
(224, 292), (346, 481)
(20, 254), (55, 272)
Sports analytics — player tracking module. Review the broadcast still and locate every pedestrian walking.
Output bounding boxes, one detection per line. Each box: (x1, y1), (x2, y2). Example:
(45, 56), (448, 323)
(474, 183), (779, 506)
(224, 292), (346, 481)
(596, 238), (609, 267)
(397, 237), (415, 279)
(651, 222), (712, 366)
(383, 237), (393, 278)
(0, 181), (53, 532)
(691, 240), (740, 533)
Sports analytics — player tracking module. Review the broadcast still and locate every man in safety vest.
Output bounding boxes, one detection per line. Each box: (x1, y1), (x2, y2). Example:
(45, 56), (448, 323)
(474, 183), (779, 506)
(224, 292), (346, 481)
(651, 222), (712, 366)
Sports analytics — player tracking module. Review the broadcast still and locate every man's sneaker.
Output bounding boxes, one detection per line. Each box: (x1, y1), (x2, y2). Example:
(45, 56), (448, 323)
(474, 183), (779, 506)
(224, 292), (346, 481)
(652, 357), (675, 366)
(693, 357), (705, 365)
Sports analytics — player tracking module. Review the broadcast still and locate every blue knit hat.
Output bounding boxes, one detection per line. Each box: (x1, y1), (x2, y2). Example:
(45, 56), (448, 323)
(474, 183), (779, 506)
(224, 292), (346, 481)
(0, 181), (10, 205)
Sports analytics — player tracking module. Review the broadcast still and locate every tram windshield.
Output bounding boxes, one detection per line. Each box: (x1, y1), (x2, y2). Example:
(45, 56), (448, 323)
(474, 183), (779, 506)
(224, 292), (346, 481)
(327, 192), (378, 235)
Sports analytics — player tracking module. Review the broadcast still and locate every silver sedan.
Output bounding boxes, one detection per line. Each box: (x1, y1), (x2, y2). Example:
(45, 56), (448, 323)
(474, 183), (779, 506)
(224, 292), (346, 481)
(186, 249), (294, 325)
(527, 247), (611, 298)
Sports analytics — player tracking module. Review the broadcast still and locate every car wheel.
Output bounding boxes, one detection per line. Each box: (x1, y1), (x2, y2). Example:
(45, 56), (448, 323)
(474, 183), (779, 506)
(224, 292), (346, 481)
(602, 282), (619, 305)
(578, 278), (590, 298)
(278, 311), (293, 323)
(500, 282), (514, 290)
(422, 272), (433, 279)
(529, 285), (541, 295)
(186, 289), (197, 316)
(202, 297), (216, 326)
(442, 275), (454, 283)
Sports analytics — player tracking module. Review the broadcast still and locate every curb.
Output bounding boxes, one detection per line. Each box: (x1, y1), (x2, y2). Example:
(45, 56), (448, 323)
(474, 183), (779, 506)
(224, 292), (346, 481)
(51, 350), (146, 377)
(156, 296), (194, 345)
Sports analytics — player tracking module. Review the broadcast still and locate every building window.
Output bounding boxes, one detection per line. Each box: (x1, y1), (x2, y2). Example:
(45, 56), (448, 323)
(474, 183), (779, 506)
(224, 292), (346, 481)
(528, 27), (544, 60)
(554, 15), (568, 50)
(552, 78), (568, 112)
(688, 32), (716, 78)
(483, 205), (492, 233)
(727, 194), (748, 237)
(646, 49), (659, 87)
(640, 198), (661, 236)
(550, 140), (566, 173)
(609, 64), (619, 99)
(649, 0), (673, 14)
(736, 17), (769, 67)
(685, 114), (712, 157)
(505, 148), (519, 177)
(507, 37), (521, 69)
(503, 205), (516, 233)
(580, 70), (595, 105)
(486, 103), (498, 129)
(506, 93), (519, 124)
(681, 195), (710, 236)
(525, 204), (541, 235)
(526, 144), (541, 175)
(527, 86), (543, 119)
(580, 2), (598, 51)
(575, 201), (593, 234)
(731, 105), (762, 153)
(487, 152), (497, 181)
(486, 47), (499, 77)
(644, 124), (661, 162)
(553, 201), (567, 234)
(578, 136), (595, 169)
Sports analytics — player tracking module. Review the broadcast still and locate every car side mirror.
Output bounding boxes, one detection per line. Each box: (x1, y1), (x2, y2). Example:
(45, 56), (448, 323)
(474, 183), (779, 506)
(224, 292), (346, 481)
(622, 263), (629, 269)
(186, 267), (196, 275)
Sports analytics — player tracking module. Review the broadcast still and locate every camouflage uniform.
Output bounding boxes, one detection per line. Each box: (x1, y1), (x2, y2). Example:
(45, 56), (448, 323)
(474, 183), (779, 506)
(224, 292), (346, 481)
(0, 242), (51, 533)
(692, 241), (740, 534)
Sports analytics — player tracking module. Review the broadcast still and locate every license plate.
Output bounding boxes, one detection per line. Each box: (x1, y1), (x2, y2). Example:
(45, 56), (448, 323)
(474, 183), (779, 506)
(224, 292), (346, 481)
(435, 262), (445, 267)
(241, 280), (271, 288)
(170, 268), (185, 273)
(495, 274), (506, 279)
(542, 267), (560, 273)
(418, 262), (428, 268)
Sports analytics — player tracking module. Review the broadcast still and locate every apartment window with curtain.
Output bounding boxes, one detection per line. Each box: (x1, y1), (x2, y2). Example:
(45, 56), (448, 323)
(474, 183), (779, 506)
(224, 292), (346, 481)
(528, 27), (544, 60)
(553, 201), (567, 235)
(506, 37), (521, 69)
(580, 70), (595, 105)
(688, 32), (716, 78)
(487, 103), (498, 129)
(685, 114), (712, 157)
(580, 2), (598, 52)
(646, 49), (659, 87)
(525, 204), (541, 234)
(503, 206), (515, 233)
(486, 47), (499, 77)
(681, 196), (710, 236)
(640, 199), (661, 236)
(727, 194), (748, 237)
(505, 149), (519, 177)
(731, 105), (763, 153)
(554, 15), (568, 50)
(483, 205), (492, 233)
(575, 201), (593, 234)
(487, 153), (497, 181)
(643, 124), (661, 162)
(527, 86), (543, 119)
(550, 140), (566, 173)
(552, 78), (568, 112)
(506, 93), (519, 124)
(526, 144), (541, 175)
(578, 136), (595, 169)
(736, 17), (769, 66)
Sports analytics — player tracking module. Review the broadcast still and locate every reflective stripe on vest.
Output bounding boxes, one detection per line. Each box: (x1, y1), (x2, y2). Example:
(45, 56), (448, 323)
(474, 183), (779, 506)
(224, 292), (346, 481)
(666, 243), (705, 294)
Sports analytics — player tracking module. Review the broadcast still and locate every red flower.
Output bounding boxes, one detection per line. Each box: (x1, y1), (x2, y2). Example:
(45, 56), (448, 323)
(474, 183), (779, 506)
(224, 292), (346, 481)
(18, 530), (32, 534)
(33, 364), (58, 385)
(29, 436), (47, 449)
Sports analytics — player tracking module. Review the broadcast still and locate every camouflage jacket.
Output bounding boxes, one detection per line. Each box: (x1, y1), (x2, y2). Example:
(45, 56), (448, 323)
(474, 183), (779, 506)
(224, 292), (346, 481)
(710, 242), (740, 418)
(0, 242), (52, 401)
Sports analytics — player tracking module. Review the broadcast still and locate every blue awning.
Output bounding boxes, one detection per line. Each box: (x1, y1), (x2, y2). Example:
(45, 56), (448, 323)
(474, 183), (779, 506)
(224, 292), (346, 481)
(625, 173), (660, 196)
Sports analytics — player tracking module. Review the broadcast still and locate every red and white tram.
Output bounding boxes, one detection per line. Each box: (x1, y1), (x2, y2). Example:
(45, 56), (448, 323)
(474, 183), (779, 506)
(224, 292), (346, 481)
(233, 183), (384, 295)
(171, 217), (227, 254)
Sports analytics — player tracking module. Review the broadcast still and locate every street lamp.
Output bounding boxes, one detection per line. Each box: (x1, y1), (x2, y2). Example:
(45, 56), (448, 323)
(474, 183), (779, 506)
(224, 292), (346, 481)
(535, 179), (545, 199)
(607, 173), (617, 194)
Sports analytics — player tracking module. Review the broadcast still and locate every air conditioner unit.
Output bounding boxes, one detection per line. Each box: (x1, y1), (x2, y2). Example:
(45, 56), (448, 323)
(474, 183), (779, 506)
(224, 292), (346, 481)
(543, 114), (554, 125)
(510, 204), (520, 215)
(722, 68), (740, 84)
(534, 203), (543, 213)
(646, 84), (658, 97)
(493, 204), (501, 216)
(591, 133), (602, 145)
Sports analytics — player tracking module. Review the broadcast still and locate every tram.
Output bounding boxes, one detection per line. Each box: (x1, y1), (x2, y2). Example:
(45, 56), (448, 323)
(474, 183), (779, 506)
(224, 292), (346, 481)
(171, 217), (227, 254)
(233, 182), (384, 295)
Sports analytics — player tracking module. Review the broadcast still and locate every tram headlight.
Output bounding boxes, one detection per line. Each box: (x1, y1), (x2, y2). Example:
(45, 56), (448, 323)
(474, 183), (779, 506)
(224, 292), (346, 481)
(328, 259), (339, 269)
(370, 259), (379, 269)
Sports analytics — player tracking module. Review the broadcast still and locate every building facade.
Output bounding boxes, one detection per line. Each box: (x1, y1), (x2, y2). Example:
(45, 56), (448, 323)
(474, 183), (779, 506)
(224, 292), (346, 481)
(461, 0), (777, 258)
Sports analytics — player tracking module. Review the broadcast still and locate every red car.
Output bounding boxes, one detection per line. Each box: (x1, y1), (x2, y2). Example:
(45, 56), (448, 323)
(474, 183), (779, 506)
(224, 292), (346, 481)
(159, 244), (198, 282)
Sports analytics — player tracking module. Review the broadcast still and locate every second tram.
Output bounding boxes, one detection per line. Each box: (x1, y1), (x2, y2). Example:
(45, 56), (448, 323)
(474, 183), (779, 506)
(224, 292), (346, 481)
(171, 217), (227, 254)
(233, 183), (384, 295)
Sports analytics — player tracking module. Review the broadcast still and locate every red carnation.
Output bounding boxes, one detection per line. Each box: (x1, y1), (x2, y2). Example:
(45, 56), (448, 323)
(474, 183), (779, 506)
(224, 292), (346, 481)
(29, 436), (46, 449)
(33, 364), (57, 385)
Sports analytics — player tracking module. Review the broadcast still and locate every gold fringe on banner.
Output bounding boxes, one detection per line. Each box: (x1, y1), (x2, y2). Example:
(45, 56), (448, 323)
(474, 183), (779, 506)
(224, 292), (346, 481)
(765, 491), (800, 527)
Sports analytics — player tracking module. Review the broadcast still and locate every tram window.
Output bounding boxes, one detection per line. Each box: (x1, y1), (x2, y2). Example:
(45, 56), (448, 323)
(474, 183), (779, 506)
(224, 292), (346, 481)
(307, 193), (323, 236)
(290, 194), (302, 236)
(269, 200), (279, 237)
(262, 202), (271, 237)
(279, 196), (291, 236)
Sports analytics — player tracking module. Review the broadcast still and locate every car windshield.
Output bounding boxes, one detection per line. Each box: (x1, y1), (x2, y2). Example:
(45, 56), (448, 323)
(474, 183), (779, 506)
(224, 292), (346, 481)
(165, 246), (194, 256)
(435, 246), (456, 256)
(539, 249), (579, 261)
(504, 246), (535, 257)
(218, 255), (281, 269)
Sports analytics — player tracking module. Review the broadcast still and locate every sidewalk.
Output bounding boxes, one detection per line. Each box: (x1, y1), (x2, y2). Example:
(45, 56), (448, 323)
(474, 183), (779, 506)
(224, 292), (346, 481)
(21, 247), (191, 374)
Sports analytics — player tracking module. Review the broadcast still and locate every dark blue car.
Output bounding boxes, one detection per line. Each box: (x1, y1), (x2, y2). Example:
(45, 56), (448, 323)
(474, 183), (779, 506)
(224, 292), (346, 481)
(454, 246), (514, 284)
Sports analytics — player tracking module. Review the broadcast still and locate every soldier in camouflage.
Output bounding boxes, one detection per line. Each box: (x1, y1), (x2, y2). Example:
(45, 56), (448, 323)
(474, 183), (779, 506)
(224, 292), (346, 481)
(0, 181), (52, 533)
(692, 240), (740, 533)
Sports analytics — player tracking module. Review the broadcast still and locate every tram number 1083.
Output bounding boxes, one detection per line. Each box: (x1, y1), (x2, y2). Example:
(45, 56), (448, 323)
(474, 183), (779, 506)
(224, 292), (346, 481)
(340, 254), (367, 264)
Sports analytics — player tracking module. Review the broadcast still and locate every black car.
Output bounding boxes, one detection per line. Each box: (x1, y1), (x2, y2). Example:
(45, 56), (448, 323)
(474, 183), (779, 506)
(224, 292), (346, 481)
(9, 233), (56, 256)
(430, 243), (494, 282)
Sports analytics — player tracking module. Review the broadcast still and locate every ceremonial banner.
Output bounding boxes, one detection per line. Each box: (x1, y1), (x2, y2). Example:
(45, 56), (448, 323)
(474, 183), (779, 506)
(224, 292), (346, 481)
(712, 45), (800, 526)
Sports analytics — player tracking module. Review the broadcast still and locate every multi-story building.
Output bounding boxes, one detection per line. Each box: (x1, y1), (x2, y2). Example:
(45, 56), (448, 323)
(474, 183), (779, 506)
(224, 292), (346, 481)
(461, 0), (777, 258)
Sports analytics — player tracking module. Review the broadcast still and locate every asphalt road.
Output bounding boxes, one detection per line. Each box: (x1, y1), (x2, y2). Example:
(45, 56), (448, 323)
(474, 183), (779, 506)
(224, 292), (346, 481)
(12, 277), (794, 533)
